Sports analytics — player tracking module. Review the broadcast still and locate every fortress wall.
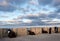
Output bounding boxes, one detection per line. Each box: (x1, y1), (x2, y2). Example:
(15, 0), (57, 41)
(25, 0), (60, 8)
(58, 27), (60, 33)
(0, 27), (60, 38)
(30, 27), (42, 35)
(17, 28), (27, 36)
(0, 29), (8, 38)
(51, 27), (55, 33)
(0, 29), (2, 38)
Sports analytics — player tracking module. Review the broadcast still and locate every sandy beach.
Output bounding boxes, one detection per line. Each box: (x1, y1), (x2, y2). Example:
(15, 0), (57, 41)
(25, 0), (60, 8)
(0, 33), (60, 41)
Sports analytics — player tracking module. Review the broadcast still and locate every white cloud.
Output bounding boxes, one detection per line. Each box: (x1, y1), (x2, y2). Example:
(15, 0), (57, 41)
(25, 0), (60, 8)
(29, 0), (39, 6)
(40, 10), (50, 15)
(41, 20), (50, 22)
(52, 18), (60, 21)
(22, 19), (32, 23)
(42, 18), (60, 24)
(26, 13), (40, 17)
(0, 20), (22, 25)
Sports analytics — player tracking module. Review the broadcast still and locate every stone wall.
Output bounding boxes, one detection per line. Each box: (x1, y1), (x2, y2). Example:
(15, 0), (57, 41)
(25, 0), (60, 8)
(0, 28), (8, 38)
(13, 28), (27, 36)
(51, 27), (55, 33)
(0, 27), (60, 38)
(58, 27), (60, 33)
(30, 27), (42, 35)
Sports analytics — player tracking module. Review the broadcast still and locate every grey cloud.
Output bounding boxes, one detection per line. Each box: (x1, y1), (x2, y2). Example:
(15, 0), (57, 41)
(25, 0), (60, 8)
(52, 0), (60, 6)
(0, 15), (9, 18)
(7, 0), (29, 5)
(48, 13), (58, 18)
(38, 0), (53, 5)
(56, 8), (60, 13)
(0, 0), (29, 12)
(38, 0), (60, 8)
(0, 5), (16, 12)
(12, 13), (49, 26)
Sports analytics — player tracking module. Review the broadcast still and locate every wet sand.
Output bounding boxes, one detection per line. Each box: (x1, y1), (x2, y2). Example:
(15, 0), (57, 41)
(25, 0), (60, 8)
(0, 33), (60, 41)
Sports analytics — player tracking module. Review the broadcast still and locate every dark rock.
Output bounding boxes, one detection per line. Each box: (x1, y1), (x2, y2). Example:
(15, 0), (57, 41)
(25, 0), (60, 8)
(8, 29), (17, 38)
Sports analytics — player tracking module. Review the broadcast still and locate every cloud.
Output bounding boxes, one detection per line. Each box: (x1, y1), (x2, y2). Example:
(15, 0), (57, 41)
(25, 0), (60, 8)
(41, 18), (60, 25)
(29, 0), (39, 6)
(22, 19), (32, 23)
(0, 0), (16, 12)
(0, 0), (60, 26)
(0, 20), (23, 25)
(53, 0), (60, 6)
(11, 8), (58, 25)
(27, 13), (42, 17)
(0, 0), (29, 12)
(8, 0), (29, 5)
(56, 8), (60, 13)
(38, 0), (52, 5)
(0, 0), (8, 6)
(38, 0), (60, 8)
(10, 13), (47, 25)
(0, 15), (9, 18)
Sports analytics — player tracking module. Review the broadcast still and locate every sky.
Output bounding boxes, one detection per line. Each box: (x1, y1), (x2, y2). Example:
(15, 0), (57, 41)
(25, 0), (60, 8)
(0, 0), (60, 26)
